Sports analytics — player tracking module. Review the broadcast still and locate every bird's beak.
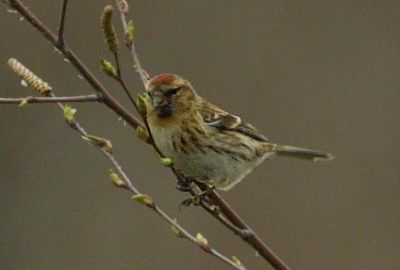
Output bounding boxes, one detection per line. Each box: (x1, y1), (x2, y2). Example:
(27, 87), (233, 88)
(151, 93), (167, 108)
(150, 92), (173, 118)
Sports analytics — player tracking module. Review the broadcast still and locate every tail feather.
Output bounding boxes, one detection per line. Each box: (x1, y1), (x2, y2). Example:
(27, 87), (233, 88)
(274, 144), (334, 162)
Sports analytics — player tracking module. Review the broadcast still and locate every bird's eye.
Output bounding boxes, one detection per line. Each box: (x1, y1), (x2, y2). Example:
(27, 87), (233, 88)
(166, 87), (181, 97)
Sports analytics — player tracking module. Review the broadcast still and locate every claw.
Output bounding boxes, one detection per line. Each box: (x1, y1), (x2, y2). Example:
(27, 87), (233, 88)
(175, 179), (195, 192)
(178, 185), (216, 210)
(178, 194), (202, 210)
(179, 197), (194, 210)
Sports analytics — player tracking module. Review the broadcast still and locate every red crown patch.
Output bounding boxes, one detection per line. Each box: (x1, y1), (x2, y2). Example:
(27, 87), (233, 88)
(149, 74), (176, 86)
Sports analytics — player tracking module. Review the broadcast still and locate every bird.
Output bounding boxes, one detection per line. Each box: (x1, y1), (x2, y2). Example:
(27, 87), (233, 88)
(145, 74), (334, 191)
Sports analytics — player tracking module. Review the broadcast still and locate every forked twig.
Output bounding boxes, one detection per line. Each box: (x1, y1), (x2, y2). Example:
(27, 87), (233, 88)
(57, 0), (68, 46)
(6, 0), (143, 130)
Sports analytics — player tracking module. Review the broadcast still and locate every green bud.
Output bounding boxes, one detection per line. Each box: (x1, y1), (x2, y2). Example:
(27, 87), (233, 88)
(125, 20), (135, 47)
(108, 169), (126, 188)
(63, 105), (77, 122)
(160, 157), (173, 167)
(132, 194), (155, 208)
(18, 98), (29, 108)
(195, 232), (208, 245)
(231, 256), (243, 267)
(136, 126), (150, 142)
(196, 232), (210, 252)
(136, 93), (149, 115)
(100, 58), (118, 78)
(84, 135), (113, 153)
(171, 218), (183, 237)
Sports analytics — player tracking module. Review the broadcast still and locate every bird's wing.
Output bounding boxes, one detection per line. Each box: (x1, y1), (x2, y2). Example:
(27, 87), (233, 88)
(200, 101), (270, 142)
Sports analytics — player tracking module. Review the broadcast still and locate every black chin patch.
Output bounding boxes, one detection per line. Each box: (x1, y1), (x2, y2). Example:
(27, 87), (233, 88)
(156, 105), (173, 118)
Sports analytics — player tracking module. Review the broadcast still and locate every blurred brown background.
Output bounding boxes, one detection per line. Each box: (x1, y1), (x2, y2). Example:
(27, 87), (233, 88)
(0, 1), (399, 269)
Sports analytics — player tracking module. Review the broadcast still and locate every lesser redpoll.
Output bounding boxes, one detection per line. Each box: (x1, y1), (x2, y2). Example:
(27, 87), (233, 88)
(146, 74), (334, 191)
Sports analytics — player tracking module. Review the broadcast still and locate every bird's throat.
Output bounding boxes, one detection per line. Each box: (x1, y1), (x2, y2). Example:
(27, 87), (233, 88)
(156, 104), (173, 118)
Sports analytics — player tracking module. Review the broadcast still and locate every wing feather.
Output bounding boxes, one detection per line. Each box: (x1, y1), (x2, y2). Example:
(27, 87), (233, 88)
(199, 100), (269, 142)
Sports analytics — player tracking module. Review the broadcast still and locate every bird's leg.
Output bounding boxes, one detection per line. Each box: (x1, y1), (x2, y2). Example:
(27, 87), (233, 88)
(174, 171), (196, 192)
(175, 180), (195, 192)
(173, 170), (216, 208)
(179, 183), (215, 210)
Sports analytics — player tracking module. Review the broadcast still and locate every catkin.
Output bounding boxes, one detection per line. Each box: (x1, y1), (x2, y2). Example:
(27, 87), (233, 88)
(101, 5), (119, 53)
(7, 58), (52, 95)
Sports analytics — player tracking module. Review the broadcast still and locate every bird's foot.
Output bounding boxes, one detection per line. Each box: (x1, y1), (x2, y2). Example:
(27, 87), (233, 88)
(174, 170), (203, 192)
(179, 185), (215, 210)
(175, 177), (196, 192)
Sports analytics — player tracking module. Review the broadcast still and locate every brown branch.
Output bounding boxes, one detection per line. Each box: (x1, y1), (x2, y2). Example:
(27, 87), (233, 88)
(7, 0), (143, 131)
(199, 201), (250, 238)
(0, 94), (101, 104)
(49, 90), (246, 270)
(57, 0), (68, 46)
(200, 183), (291, 270)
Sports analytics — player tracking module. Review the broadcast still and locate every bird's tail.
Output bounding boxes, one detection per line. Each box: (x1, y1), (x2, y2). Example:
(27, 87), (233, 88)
(274, 144), (334, 162)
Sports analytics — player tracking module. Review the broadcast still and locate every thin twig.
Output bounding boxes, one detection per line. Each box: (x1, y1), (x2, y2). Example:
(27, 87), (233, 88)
(113, 52), (137, 107)
(103, 147), (245, 270)
(112, 52), (151, 143)
(7, 0), (144, 130)
(199, 201), (251, 239)
(48, 93), (246, 270)
(198, 182), (291, 270)
(117, 5), (148, 86)
(154, 205), (246, 270)
(0, 94), (101, 104)
(57, 0), (68, 46)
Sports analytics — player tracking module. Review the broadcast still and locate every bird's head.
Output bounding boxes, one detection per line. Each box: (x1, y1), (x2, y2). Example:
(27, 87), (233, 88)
(146, 74), (197, 118)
